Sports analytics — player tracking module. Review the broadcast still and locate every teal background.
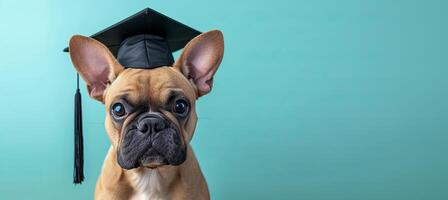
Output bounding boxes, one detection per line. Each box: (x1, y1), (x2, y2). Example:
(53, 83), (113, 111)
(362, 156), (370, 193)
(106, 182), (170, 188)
(0, 0), (447, 199)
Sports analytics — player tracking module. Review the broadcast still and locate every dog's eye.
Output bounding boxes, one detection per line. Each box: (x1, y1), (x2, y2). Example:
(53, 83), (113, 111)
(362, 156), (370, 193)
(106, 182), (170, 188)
(173, 99), (189, 116)
(112, 103), (127, 117)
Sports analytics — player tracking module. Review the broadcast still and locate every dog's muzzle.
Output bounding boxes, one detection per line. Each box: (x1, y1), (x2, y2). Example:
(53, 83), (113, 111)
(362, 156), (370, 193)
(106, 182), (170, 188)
(117, 112), (186, 169)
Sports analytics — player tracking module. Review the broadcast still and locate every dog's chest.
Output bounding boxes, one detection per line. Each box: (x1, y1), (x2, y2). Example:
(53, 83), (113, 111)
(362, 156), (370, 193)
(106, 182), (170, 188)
(131, 169), (167, 200)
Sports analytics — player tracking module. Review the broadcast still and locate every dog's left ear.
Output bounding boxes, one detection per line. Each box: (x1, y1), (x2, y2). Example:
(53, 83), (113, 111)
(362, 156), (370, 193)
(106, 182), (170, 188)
(174, 30), (224, 97)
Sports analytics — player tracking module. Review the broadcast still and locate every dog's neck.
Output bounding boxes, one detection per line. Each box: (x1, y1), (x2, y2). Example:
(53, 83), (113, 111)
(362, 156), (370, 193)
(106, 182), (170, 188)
(130, 168), (167, 200)
(126, 156), (187, 200)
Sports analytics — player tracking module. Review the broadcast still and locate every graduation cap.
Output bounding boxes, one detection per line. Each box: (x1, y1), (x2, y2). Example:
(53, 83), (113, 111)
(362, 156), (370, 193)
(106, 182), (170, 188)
(64, 8), (201, 184)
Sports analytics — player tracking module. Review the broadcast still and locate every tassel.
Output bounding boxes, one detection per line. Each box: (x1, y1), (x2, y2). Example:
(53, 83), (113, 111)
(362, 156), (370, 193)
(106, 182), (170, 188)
(74, 74), (84, 184)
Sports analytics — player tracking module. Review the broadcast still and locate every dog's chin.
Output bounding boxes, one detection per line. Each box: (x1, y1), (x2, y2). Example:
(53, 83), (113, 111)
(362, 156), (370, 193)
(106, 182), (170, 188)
(140, 156), (168, 169)
(143, 164), (164, 169)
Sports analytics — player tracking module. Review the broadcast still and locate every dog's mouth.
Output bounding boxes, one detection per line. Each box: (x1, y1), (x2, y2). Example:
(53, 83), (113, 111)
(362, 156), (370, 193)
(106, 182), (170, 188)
(140, 149), (169, 168)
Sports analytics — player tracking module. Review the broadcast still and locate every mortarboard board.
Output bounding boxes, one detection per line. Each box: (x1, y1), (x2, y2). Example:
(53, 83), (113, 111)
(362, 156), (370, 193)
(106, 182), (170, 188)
(63, 8), (201, 184)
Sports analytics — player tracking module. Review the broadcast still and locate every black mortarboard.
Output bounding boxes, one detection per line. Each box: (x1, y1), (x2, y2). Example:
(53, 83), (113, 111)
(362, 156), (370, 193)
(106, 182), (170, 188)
(64, 8), (201, 184)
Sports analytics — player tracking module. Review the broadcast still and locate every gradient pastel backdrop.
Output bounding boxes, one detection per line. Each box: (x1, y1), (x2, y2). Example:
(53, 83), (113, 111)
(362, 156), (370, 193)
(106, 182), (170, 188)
(0, 0), (447, 199)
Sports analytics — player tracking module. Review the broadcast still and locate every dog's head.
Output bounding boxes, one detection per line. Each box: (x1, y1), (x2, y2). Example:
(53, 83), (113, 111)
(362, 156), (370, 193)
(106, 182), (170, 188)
(68, 30), (224, 169)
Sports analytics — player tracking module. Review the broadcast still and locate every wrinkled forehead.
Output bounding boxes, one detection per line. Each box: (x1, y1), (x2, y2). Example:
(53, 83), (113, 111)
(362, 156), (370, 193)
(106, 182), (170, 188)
(104, 67), (196, 106)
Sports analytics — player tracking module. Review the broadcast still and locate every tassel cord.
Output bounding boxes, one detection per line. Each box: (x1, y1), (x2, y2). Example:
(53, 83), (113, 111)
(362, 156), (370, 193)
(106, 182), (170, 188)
(74, 73), (84, 184)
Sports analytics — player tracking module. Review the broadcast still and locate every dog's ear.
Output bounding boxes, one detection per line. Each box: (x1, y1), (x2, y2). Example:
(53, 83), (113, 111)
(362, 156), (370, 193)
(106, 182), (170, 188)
(69, 35), (124, 102)
(174, 30), (224, 97)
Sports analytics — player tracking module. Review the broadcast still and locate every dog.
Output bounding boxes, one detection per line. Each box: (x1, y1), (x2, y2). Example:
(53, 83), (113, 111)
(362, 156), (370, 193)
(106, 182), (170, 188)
(68, 30), (224, 200)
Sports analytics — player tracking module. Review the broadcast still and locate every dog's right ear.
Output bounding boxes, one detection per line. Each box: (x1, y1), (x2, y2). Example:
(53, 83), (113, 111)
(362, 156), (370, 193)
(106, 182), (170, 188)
(69, 35), (124, 102)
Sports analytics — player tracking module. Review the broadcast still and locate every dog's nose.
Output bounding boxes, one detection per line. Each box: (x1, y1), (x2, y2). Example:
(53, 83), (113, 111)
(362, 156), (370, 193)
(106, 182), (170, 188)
(137, 114), (167, 134)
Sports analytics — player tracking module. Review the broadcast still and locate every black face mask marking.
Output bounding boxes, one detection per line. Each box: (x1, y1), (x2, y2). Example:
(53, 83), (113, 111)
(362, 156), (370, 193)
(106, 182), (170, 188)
(117, 112), (186, 169)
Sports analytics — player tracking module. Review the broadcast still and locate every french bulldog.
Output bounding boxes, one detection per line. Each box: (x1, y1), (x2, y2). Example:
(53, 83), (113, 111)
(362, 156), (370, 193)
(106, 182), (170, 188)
(68, 30), (224, 200)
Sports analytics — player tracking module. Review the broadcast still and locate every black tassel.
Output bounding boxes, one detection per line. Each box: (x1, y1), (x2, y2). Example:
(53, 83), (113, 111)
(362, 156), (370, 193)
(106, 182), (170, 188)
(74, 74), (84, 184)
